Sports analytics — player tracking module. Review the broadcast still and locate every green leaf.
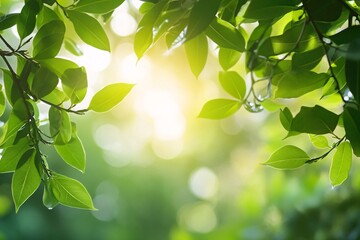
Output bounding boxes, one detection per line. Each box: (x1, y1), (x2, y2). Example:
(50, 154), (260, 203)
(218, 71), (246, 100)
(0, 137), (31, 173)
(329, 25), (360, 46)
(33, 20), (65, 59)
(198, 99), (241, 119)
(290, 105), (339, 134)
(330, 141), (352, 187)
(134, 26), (153, 59)
(185, 0), (221, 40)
(2, 69), (21, 106)
(61, 67), (88, 104)
(17, 0), (40, 39)
(185, 33), (208, 78)
(50, 172), (95, 210)
(343, 107), (360, 157)
(205, 18), (246, 52)
(309, 135), (329, 149)
(292, 47), (324, 70)
(38, 58), (79, 78)
(71, 0), (124, 14)
(36, 5), (59, 27)
(273, 70), (329, 98)
(345, 57), (360, 103)
(54, 122), (85, 172)
(12, 149), (41, 212)
(42, 88), (68, 105)
(32, 66), (59, 98)
(64, 38), (83, 56)
(42, 179), (59, 210)
(218, 48), (241, 71)
(0, 13), (19, 31)
(263, 145), (310, 169)
(279, 107), (292, 131)
(303, 0), (343, 22)
(88, 83), (134, 112)
(0, 87), (5, 117)
(258, 23), (317, 57)
(49, 106), (72, 144)
(67, 10), (110, 51)
(244, 0), (299, 20)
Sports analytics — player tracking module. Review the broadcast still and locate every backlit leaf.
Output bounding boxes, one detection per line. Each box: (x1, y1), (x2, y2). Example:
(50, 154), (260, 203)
(88, 83), (134, 112)
(0, 13), (19, 31)
(198, 99), (241, 119)
(0, 137), (31, 173)
(50, 172), (95, 210)
(0, 87), (5, 117)
(67, 10), (110, 51)
(54, 122), (85, 172)
(71, 0), (124, 14)
(219, 48), (241, 70)
(12, 149), (41, 212)
(49, 106), (72, 144)
(61, 67), (88, 104)
(33, 20), (65, 59)
(38, 58), (79, 78)
(185, 33), (208, 78)
(309, 135), (329, 149)
(330, 142), (352, 187)
(32, 66), (59, 98)
(263, 145), (310, 169)
(43, 179), (59, 210)
(345, 55), (360, 103)
(218, 71), (246, 99)
(279, 107), (292, 131)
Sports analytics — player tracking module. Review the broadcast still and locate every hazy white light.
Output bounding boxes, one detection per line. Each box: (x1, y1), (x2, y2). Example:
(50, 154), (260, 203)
(77, 45), (111, 72)
(93, 124), (122, 151)
(129, 0), (144, 9)
(103, 150), (132, 167)
(189, 167), (219, 199)
(111, 13), (137, 37)
(118, 53), (152, 84)
(179, 203), (218, 233)
(142, 90), (186, 140)
(92, 194), (118, 221)
(152, 139), (183, 160)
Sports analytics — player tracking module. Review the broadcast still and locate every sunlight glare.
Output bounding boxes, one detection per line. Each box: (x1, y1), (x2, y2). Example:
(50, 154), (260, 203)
(117, 53), (152, 84)
(77, 45), (111, 73)
(189, 167), (219, 199)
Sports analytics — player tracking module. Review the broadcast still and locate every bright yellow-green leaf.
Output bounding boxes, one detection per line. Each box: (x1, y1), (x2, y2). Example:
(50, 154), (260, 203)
(71, 0), (124, 14)
(330, 142), (352, 187)
(309, 135), (329, 149)
(88, 83), (134, 112)
(198, 99), (241, 119)
(0, 137), (31, 173)
(263, 145), (310, 169)
(185, 33), (208, 78)
(218, 71), (246, 100)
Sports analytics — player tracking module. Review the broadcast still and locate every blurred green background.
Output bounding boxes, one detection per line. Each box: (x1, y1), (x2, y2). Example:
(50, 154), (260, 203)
(1, 1), (360, 239)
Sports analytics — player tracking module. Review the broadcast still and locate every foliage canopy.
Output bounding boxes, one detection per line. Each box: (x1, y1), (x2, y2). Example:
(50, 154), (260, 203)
(0, 0), (359, 211)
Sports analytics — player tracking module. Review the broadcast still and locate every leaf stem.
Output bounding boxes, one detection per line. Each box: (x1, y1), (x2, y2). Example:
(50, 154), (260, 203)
(306, 136), (345, 164)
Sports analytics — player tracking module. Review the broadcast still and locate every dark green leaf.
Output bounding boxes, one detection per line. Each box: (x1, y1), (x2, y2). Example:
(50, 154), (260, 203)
(49, 106), (72, 144)
(218, 71), (246, 100)
(54, 123), (85, 172)
(50, 172), (95, 210)
(343, 106), (360, 157)
(185, 33), (208, 78)
(67, 10), (110, 51)
(330, 141), (352, 187)
(263, 145), (310, 169)
(12, 149), (41, 212)
(2, 69), (21, 106)
(17, 1), (38, 39)
(329, 25), (360, 46)
(345, 57), (360, 103)
(0, 13), (19, 31)
(303, 0), (343, 22)
(185, 0), (221, 40)
(32, 66), (59, 98)
(273, 70), (329, 98)
(292, 47), (324, 70)
(88, 83), (134, 112)
(219, 48), (241, 70)
(33, 20), (65, 59)
(61, 67), (88, 104)
(71, 0), (124, 14)
(0, 137), (31, 173)
(244, 0), (299, 20)
(290, 105), (339, 134)
(205, 18), (246, 52)
(198, 99), (241, 119)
